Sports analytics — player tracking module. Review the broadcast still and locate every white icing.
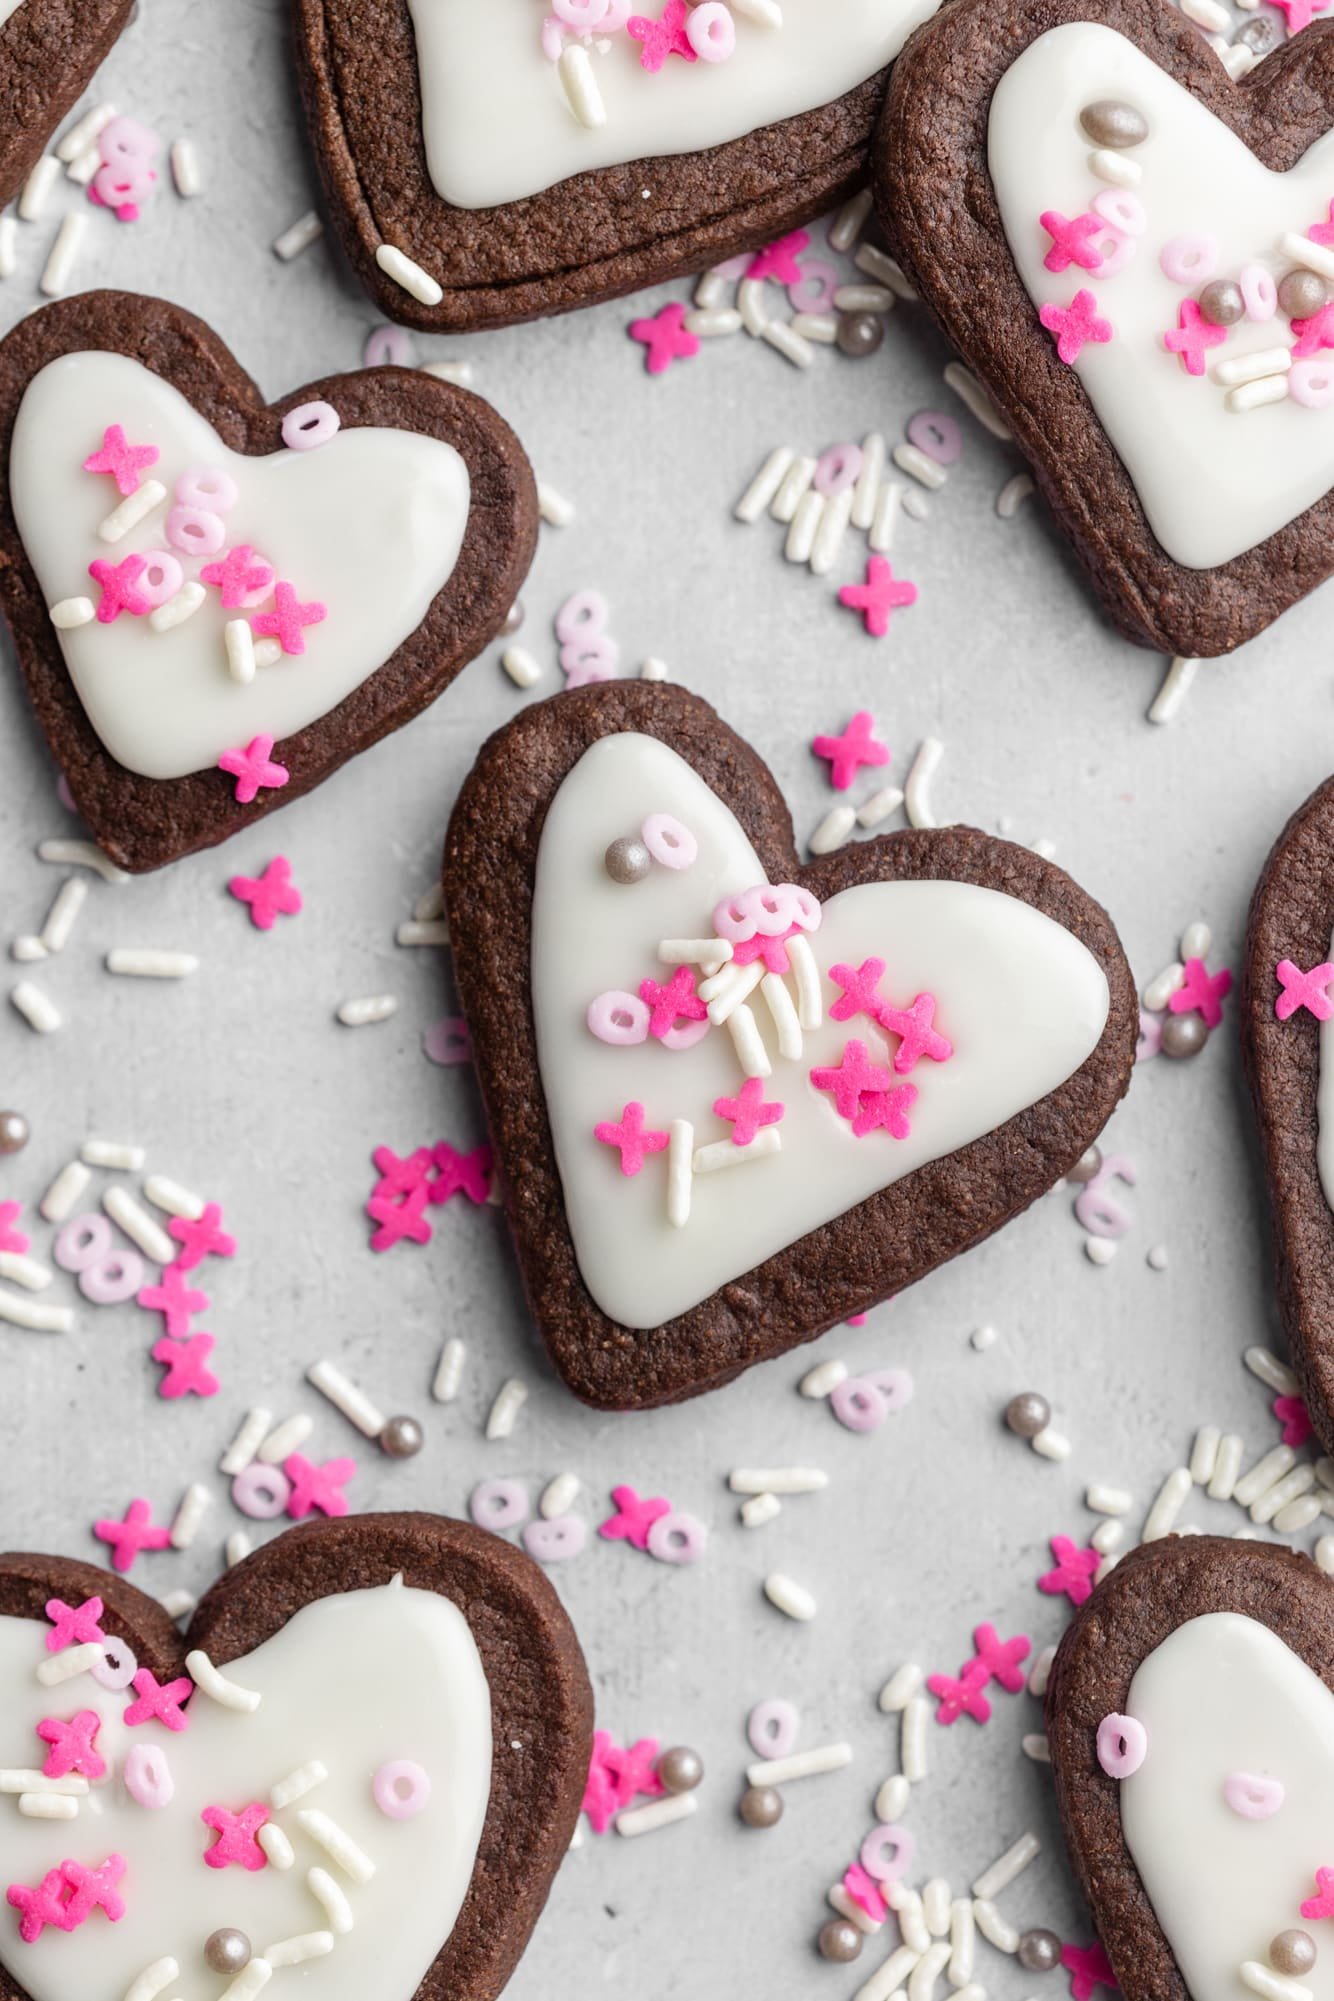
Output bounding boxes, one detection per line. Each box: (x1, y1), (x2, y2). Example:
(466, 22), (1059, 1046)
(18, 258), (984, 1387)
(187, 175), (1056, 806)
(0, 2), (25, 30)
(405, 0), (937, 211)
(988, 23), (1334, 569)
(0, 1584), (491, 2001)
(9, 353), (471, 779)
(530, 732), (1111, 1327)
(1122, 1612), (1334, 2001)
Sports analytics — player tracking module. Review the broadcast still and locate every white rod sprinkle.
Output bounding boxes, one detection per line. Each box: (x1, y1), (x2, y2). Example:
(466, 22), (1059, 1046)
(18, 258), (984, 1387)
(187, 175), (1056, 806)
(170, 137), (201, 196)
(143, 1175), (205, 1220)
(0, 1769), (87, 1794)
(1208, 1433), (1245, 1501)
(106, 948), (198, 978)
(0, 1287), (73, 1333)
(19, 154), (59, 219)
(98, 479), (166, 546)
(944, 361), (1013, 440)
(540, 1473), (580, 1520)
(972, 1899), (1019, 1952)
(396, 920), (450, 947)
(857, 784), (904, 829)
(1148, 654), (1198, 726)
(667, 1119), (693, 1229)
(730, 1466), (827, 1495)
(810, 804), (857, 856)
(502, 646), (542, 689)
(854, 1945), (921, 2001)
(901, 1694), (929, 1782)
(40, 212), (86, 296)
(307, 1867), (353, 1934)
(875, 1774), (910, 1822)
(972, 1830), (1040, 1900)
(770, 453), (816, 523)
(1244, 1346), (1299, 1396)
(828, 189), (873, 252)
(40, 1159), (90, 1222)
(264, 1932), (332, 1967)
(536, 479), (574, 527)
(996, 472), (1035, 518)
(1233, 1445), (1297, 1509)
(80, 1137), (143, 1170)
(432, 1337), (466, 1403)
(257, 1823), (295, 1871)
(169, 1484), (210, 1551)
(1240, 1962), (1313, 2001)
(57, 103), (115, 161)
(18, 1792), (77, 1819)
(122, 1956), (179, 2001)
(103, 1186), (175, 1264)
(336, 993), (398, 1028)
(1189, 1425), (1221, 1485)
(740, 1492), (780, 1527)
(37, 838), (127, 882)
(693, 1128), (781, 1175)
(295, 1808), (375, 1883)
(49, 596), (94, 629)
(879, 1663), (923, 1712)
(226, 1531), (251, 1568)
(616, 1792), (697, 1837)
(1142, 1466), (1191, 1541)
(149, 581), (206, 633)
(271, 1760), (328, 1810)
(1086, 1484), (1132, 1515)
(36, 1641), (103, 1685)
(307, 1359), (386, 1438)
(375, 241), (443, 306)
(736, 447), (796, 523)
(274, 210), (323, 260)
(852, 432), (888, 531)
(10, 981), (60, 1033)
(186, 1649), (262, 1713)
(40, 877), (87, 953)
(905, 738), (944, 829)
(893, 441), (947, 490)
(0, 1252), (52, 1292)
(257, 1414), (314, 1464)
(746, 1742), (851, 1787)
(486, 1377), (527, 1440)
(764, 1572), (816, 1621)
(800, 1358), (848, 1398)
(219, 1407), (272, 1476)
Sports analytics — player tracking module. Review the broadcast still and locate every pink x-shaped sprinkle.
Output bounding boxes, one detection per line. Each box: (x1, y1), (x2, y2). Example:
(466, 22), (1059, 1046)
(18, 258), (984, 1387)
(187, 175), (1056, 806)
(842, 1865), (889, 1923)
(1038, 1534), (1101, 1607)
(152, 1332), (219, 1400)
(731, 925), (802, 976)
(927, 1661), (992, 1725)
(582, 1732), (623, 1834)
(829, 959), (887, 1025)
(627, 0), (695, 70)
(367, 1180), (433, 1251)
(251, 581), (327, 656)
(137, 1262), (208, 1338)
(853, 1083), (918, 1140)
(83, 422), (158, 496)
(1292, 300), (1334, 357)
(372, 1143), (433, 1199)
(602, 1736), (664, 1806)
(1274, 0), (1330, 33)
(628, 301), (699, 376)
(713, 1076), (784, 1147)
(0, 1200), (29, 1256)
(37, 1710), (105, 1782)
(218, 735), (290, 806)
(43, 1596), (105, 1654)
(89, 554), (151, 623)
(812, 711), (891, 792)
(880, 992), (953, 1074)
(168, 1202), (236, 1271)
(1275, 1393), (1313, 1448)
(200, 544), (275, 610)
(1169, 956), (1232, 1028)
(284, 1452), (355, 1519)
(93, 1498), (171, 1573)
(838, 555), (918, 639)
(810, 1039), (896, 1125)
(426, 1141), (492, 1206)
(599, 1484), (671, 1550)
(972, 1621), (1032, 1692)
(124, 1667), (193, 1732)
(6, 1868), (77, 1943)
(1164, 297), (1226, 377)
(1302, 1866), (1334, 1921)
(639, 966), (708, 1039)
(201, 1801), (270, 1870)
(1040, 289), (1113, 366)
(60, 1854), (125, 1928)
(1275, 957), (1334, 1021)
(594, 1102), (670, 1177)
(228, 856), (302, 931)
(1062, 1940), (1118, 2001)
(746, 229), (811, 286)
(1039, 209), (1105, 273)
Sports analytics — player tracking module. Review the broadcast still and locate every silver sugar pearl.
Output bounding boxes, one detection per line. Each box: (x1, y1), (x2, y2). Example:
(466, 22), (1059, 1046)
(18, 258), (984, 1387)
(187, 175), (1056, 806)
(1161, 1010), (1208, 1060)
(1198, 279), (1245, 327)
(837, 311), (886, 359)
(1271, 1932), (1318, 1978)
(204, 1929), (252, 1976)
(818, 1919), (864, 1964)
(1079, 99), (1149, 148)
(656, 1745), (704, 1794)
(0, 1110), (29, 1154)
(1236, 13), (1282, 53)
(604, 836), (652, 885)
(1005, 1391), (1052, 1440)
(1279, 268), (1327, 320)
(1067, 1144), (1103, 1184)
(1018, 1928), (1063, 1974)
(380, 1414), (424, 1459)
(739, 1783), (783, 1827)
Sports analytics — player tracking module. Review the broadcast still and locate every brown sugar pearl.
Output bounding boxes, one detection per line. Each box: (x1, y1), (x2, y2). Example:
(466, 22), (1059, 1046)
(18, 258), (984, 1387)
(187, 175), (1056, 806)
(0, 1110), (29, 1154)
(739, 1783), (783, 1827)
(379, 1414), (423, 1459)
(837, 311), (885, 359)
(204, 1930), (252, 1975)
(1271, 1932), (1318, 1978)
(1161, 1011), (1208, 1059)
(604, 835), (652, 884)
(818, 1919), (863, 1964)
(1005, 1392), (1051, 1439)
(1018, 1928), (1063, 1974)
(1079, 99), (1149, 148)
(1067, 1144), (1102, 1184)
(656, 1745), (703, 1794)
(1198, 279), (1245, 327)
(1279, 268), (1328, 320)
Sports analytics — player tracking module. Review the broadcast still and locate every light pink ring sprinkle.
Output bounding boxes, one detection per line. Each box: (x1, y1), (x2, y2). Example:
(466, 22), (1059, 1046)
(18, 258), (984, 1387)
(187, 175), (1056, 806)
(1092, 187), (1146, 237)
(787, 258), (840, 314)
(124, 1740), (174, 1809)
(522, 1515), (587, 1563)
(831, 1375), (890, 1432)
(166, 505), (225, 558)
(642, 813), (697, 871)
(231, 1462), (292, 1521)
(1088, 224), (1135, 277)
(469, 1478), (529, 1532)
(587, 991), (651, 1047)
(747, 1697), (799, 1760)
(54, 1213), (112, 1273)
(1290, 356), (1334, 408)
(814, 442), (865, 497)
(373, 1759), (431, 1820)
(363, 324), (415, 368)
(553, 0), (609, 22)
(80, 1250), (145, 1305)
(646, 1509), (707, 1564)
(1223, 1770), (1284, 1820)
(906, 411), (962, 465)
(281, 401), (341, 451)
(555, 588), (608, 645)
(176, 467), (238, 515)
(860, 1822), (914, 1884)
(135, 551), (184, 610)
(1096, 1711), (1147, 1778)
(1240, 262), (1277, 322)
(1159, 233), (1218, 285)
(91, 1639), (138, 1691)
(687, 1), (736, 58)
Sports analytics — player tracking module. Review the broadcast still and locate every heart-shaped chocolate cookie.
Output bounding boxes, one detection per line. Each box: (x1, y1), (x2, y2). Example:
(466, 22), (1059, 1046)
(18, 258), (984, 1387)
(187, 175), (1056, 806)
(0, 2), (134, 211)
(1243, 773), (1334, 1456)
(0, 291), (537, 871)
(444, 682), (1137, 1410)
(292, 0), (936, 333)
(0, 1514), (592, 2001)
(876, 0), (1334, 659)
(1047, 1535), (1334, 2001)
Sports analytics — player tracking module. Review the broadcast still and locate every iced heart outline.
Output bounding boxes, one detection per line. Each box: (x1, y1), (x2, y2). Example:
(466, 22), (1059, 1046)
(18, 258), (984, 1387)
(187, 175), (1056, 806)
(0, 291), (537, 871)
(0, 1514), (593, 2001)
(444, 681), (1138, 1411)
(0, 1), (135, 212)
(876, 0), (1334, 658)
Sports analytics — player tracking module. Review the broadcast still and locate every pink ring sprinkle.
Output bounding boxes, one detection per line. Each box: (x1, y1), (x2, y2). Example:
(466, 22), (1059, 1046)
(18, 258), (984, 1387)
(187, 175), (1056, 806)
(423, 1015), (472, 1066)
(1290, 356), (1334, 408)
(166, 505), (225, 558)
(372, 1759), (431, 1820)
(787, 257), (840, 314)
(814, 442), (865, 497)
(646, 1509), (707, 1565)
(831, 1376), (890, 1433)
(1223, 1770), (1284, 1820)
(469, 1478), (529, 1532)
(587, 990), (652, 1047)
(91, 1638), (138, 1690)
(1158, 233), (1218, 285)
(79, 1250), (145, 1305)
(1096, 1711), (1147, 1778)
(860, 1822), (914, 1885)
(554, 588), (608, 646)
(687, 0), (735, 58)
(1092, 187), (1146, 237)
(1240, 261), (1277, 323)
(124, 1740), (174, 1810)
(553, 0), (608, 22)
(281, 401), (341, 452)
(363, 324), (415, 368)
(906, 410), (963, 466)
(747, 1697), (799, 1761)
(175, 467), (238, 515)
(54, 1213), (112, 1273)
(231, 1462), (292, 1521)
(641, 813), (697, 871)
(134, 550), (184, 610)
(522, 1515), (588, 1563)
(1136, 1010), (1162, 1062)
(1088, 224), (1135, 277)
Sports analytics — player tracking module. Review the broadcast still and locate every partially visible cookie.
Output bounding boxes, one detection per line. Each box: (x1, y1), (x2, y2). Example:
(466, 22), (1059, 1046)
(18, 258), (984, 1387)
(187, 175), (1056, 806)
(0, 1), (134, 211)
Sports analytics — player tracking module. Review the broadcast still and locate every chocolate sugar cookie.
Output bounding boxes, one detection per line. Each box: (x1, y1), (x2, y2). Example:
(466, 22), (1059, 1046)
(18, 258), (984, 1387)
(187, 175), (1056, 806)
(0, 2), (134, 212)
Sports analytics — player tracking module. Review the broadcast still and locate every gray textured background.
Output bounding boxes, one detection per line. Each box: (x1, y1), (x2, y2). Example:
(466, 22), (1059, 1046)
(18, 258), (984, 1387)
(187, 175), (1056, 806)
(0, 3), (1321, 1996)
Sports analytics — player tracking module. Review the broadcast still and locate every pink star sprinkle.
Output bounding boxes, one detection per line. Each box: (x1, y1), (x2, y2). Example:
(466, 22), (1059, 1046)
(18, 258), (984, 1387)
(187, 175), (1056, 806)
(812, 711), (891, 792)
(1275, 1393), (1313, 1448)
(838, 555), (918, 638)
(1038, 1534), (1101, 1607)
(6, 1869), (78, 1943)
(638, 966), (708, 1039)
(168, 1202), (236, 1271)
(83, 422), (158, 496)
(629, 301), (699, 375)
(927, 1661), (992, 1725)
(745, 229), (811, 286)
(1164, 297), (1226, 377)
(1062, 1941), (1119, 2001)
(599, 1484), (671, 1551)
(879, 992), (953, 1074)
(200, 544), (275, 609)
(853, 1084), (918, 1140)
(1292, 300), (1334, 357)
(251, 581), (326, 656)
(201, 1802), (270, 1871)
(136, 1262), (208, 1339)
(1301, 1867), (1334, 1921)
(971, 1621), (1032, 1692)
(594, 1102), (670, 1177)
(1169, 956), (1232, 1028)
(228, 856), (302, 931)
(218, 735), (289, 806)
(1040, 289), (1112, 366)
(626, 0), (696, 70)
(367, 1181), (433, 1251)
(37, 1711), (105, 1783)
(1039, 209), (1105, 273)
(0, 1201), (29, 1256)
(284, 1452), (355, 1519)
(151, 1332), (219, 1400)
(810, 1038), (895, 1126)
(1275, 958), (1334, 1021)
(43, 1596), (105, 1654)
(88, 554), (150, 623)
(713, 1076), (784, 1146)
(124, 1668), (193, 1732)
(93, 1498), (171, 1573)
